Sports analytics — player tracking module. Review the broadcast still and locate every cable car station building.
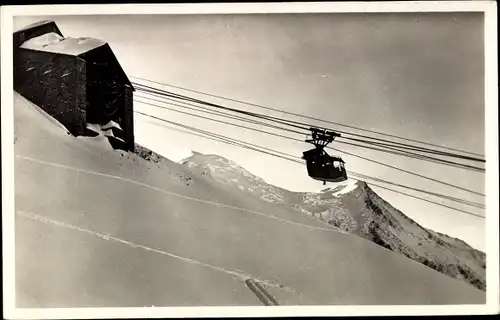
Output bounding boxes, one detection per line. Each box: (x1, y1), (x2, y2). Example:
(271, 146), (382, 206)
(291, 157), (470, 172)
(13, 20), (135, 151)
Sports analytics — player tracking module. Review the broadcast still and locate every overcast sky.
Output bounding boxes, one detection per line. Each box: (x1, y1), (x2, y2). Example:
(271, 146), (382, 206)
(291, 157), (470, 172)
(14, 13), (486, 250)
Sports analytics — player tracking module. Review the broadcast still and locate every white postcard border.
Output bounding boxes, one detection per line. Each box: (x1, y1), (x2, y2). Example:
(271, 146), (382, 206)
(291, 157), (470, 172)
(2, 2), (498, 318)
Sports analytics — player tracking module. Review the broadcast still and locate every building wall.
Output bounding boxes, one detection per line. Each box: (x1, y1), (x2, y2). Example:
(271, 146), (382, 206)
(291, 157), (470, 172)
(123, 85), (135, 151)
(82, 45), (135, 151)
(14, 48), (87, 136)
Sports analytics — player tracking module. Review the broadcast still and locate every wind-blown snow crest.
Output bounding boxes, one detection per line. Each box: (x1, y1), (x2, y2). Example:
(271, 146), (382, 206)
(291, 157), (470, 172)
(178, 151), (195, 164)
(331, 179), (359, 197)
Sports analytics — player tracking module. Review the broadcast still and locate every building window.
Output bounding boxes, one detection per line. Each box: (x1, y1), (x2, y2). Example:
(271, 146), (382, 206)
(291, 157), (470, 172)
(61, 69), (71, 77)
(41, 61), (54, 74)
(25, 61), (35, 72)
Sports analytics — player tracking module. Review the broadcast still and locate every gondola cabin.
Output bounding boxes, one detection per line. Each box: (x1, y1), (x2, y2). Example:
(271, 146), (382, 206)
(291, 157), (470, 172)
(303, 148), (347, 184)
(302, 127), (348, 184)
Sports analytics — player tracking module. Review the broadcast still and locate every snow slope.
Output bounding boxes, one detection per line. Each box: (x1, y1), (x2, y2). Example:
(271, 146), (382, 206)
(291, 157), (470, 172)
(13, 93), (485, 307)
(183, 153), (486, 291)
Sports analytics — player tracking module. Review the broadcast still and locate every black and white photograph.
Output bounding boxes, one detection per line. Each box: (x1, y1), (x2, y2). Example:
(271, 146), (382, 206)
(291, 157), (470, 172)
(1, 2), (498, 318)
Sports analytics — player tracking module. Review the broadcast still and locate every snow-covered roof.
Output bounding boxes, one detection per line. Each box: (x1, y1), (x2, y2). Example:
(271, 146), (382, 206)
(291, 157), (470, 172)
(15, 20), (54, 33)
(20, 32), (63, 48)
(20, 32), (106, 56)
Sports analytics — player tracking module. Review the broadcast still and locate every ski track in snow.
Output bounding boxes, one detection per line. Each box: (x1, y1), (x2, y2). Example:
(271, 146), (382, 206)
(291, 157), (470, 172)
(16, 155), (342, 234)
(17, 210), (296, 303)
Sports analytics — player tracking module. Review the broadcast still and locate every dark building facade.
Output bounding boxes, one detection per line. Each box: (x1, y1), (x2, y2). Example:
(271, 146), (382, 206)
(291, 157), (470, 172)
(13, 20), (135, 151)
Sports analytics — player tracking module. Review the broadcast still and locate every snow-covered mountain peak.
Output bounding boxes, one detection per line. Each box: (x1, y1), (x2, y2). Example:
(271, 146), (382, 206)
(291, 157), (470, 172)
(327, 179), (361, 197)
(182, 152), (263, 180)
(181, 152), (291, 203)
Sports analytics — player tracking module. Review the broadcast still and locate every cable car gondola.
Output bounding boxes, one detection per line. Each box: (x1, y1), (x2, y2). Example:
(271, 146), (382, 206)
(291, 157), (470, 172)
(302, 128), (347, 185)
